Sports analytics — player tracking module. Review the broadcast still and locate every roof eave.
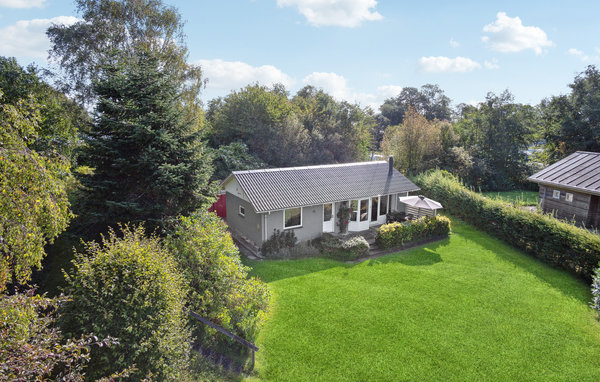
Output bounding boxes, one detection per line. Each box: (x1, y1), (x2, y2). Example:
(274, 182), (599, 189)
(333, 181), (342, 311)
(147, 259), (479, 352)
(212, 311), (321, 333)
(528, 179), (600, 197)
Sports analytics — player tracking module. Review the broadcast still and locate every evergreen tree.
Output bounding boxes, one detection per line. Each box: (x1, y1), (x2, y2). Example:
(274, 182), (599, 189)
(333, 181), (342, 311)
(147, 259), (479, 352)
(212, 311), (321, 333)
(80, 51), (214, 231)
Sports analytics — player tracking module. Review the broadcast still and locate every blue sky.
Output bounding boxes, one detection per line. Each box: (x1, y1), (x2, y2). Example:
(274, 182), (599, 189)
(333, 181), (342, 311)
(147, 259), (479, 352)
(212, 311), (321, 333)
(1, 0), (599, 110)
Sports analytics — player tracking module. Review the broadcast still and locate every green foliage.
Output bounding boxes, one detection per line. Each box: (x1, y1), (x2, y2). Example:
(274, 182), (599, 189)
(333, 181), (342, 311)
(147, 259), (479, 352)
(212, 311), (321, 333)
(0, 92), (72, 290)
(454, 91), (537, 190)
(592, 265), (600, 317)
(79, 51), (215, 232)
(415, 169), (600, 279)
(375, 216), (451, 249)
(211, 142), (266, 181)
(208, 84), (373, 168)
(261, 229), (297, 256)
(378, 84), (452, 127)
(47, 0), (203, 116)
(542, 65), (600, 160)
(318, 234), (370, 260)
(292, 85), (373, 163)
(209, 84), (310, 167)
(61, 225), (191, 380)
(168, 213), (269, 344)
(481, 190), (539, 206)
(0, 57), (88, 161)
(0, 290), (124, 381)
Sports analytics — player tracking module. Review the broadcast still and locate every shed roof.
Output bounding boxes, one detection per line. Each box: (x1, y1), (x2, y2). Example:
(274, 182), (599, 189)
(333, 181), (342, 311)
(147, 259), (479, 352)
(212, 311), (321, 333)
(225, 161), (420, 213)
(528, 151), (600, 196)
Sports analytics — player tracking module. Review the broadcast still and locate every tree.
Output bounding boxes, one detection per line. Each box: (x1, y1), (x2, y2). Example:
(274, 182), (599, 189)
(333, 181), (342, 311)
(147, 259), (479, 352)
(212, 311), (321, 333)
(79, 51), (214, 231)
(168, 212), (270, 345)
(211, 142), (266, 181)
(378, 84), (452, 127)
(0, 57), (88, 161)
(61, 225), (190, 380)
(455, 91), (536, 189)
(0, 92), (72, 290)
(542, 65), (600, 161)
(47, 0), (203, 115)
(381, 108), (442, 175)
(208, 84), (310, 167)
(292, 85), (373, 163)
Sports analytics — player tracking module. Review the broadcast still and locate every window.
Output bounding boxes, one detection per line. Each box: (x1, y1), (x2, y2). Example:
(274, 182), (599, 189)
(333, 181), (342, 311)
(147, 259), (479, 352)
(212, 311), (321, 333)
(239, 205), (245, 217)
(552, 190), (560, 199)
(284, 207), (302, 229)
(371, 197), (379, 221)
(350, 200), (358, 221)
(380, 194), (388, 216)
(360, 199), (368, 222)
(566, 193), (573, 202)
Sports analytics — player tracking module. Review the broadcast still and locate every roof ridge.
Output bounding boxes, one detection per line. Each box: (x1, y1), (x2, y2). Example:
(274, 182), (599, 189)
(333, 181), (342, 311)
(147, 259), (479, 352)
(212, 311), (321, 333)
(232, 160), (387, 175)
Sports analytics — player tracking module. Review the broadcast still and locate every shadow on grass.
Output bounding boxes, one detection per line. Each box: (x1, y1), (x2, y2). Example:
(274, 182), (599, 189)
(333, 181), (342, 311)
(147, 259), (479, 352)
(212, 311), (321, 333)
(450, 217), (592, 305)
(247, 240), (447, 283)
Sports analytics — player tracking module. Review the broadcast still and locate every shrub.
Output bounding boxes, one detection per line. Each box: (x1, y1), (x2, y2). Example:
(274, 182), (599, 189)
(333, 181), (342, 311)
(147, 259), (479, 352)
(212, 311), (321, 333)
(375, 215), (451, 249)
(61, 225), (190, 381)
(591, 265), (600, 316)
(168, 212), (270, 345)
(318, 234), (370, 260)
(415, 169), (600, 280)
(261, 229), (297, 255)
(0, 290), (124, 381)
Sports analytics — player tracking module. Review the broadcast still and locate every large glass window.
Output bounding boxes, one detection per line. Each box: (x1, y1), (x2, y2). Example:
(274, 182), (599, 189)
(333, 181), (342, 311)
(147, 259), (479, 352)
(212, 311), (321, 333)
(350, 200), (358, 221)
(284, 207), (302, 229)
(380, 194), (388, 216)
(360, 199), (368, 222)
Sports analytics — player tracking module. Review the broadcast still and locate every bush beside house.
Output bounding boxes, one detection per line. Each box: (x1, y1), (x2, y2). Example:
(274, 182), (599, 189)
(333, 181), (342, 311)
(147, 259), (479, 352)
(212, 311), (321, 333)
(319, 234), (370, 260)
(375, 216), (451, 249)
(415, 169), (600, 280)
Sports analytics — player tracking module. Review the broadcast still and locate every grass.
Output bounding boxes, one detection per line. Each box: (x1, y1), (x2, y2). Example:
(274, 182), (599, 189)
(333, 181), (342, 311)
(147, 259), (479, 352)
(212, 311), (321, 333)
(482, 190), (539, 206)
(245, 218), (600, 381)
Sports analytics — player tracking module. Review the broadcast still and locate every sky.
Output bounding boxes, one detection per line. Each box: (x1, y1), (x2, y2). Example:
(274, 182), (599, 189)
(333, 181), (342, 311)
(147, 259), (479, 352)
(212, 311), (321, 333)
(1, 0), (600, 110)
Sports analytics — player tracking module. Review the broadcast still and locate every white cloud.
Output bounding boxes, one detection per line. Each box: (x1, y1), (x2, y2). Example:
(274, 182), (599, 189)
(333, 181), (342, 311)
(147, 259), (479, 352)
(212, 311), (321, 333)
(302, 72), (348, 98)
(566, 48), (600, 62)
(418, 56), (482, 73)
(376, 85), (403, 98)
(449, 38), (460, 48)
(0, 16), (79, 59)
(277, 0), (382, 27)
(482, 12), (553, 55)
(197, 59), (295, 91)
(484, 59), (500, 69)
(302, 71), (401, 109)
(0, 0), (46, 8)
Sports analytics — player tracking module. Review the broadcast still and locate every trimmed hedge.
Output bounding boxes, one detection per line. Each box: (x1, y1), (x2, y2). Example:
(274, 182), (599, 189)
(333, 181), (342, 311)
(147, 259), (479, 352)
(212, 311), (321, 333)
(415, 169), (600, 280)
(375, 216), (451, 249)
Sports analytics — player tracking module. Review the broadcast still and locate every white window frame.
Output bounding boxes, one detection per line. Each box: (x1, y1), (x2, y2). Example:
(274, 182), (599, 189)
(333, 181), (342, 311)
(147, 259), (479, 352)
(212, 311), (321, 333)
(379, 194), (389, 216)
(239, 205), (245, 217)
(566, 192), (573, 202)
(283, 207), (302, 229)
(552, 190), (560, 199)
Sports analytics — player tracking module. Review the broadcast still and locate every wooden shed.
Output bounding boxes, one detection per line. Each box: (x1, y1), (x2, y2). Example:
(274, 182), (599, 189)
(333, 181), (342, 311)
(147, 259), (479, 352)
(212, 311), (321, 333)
(528, 151), (600, 227)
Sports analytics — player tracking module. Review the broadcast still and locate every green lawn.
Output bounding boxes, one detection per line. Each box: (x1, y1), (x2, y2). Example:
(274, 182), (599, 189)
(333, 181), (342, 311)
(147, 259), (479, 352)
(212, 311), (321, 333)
(246, 219), (600, 381)
(482, 190), (539, 206)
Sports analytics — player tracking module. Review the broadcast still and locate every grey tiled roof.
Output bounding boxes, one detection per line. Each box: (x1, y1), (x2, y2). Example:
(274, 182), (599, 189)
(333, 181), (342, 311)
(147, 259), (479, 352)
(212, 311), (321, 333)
(231, 161), (420, 213)
(528, 151), (600, 196)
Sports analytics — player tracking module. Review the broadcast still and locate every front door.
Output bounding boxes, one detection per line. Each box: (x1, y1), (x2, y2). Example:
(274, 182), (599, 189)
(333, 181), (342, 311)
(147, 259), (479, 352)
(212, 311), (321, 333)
(323, 203), (334, 232)
(357, 198), (370, 231)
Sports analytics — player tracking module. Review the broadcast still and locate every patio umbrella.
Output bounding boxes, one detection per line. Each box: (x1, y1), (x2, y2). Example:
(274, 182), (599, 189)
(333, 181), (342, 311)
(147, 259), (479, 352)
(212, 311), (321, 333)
(398, 195), (443, 216)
